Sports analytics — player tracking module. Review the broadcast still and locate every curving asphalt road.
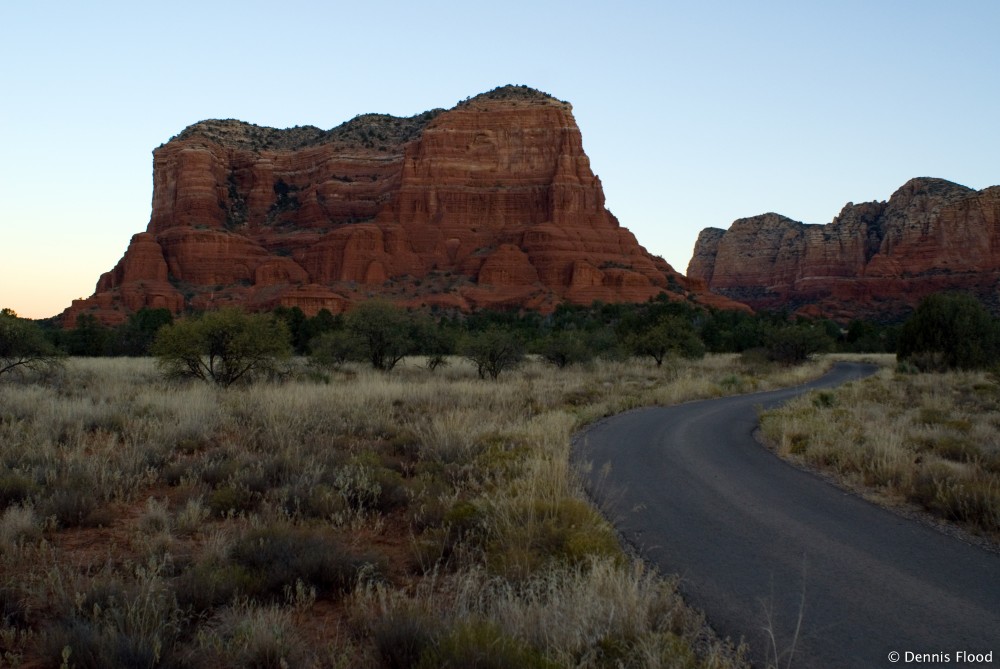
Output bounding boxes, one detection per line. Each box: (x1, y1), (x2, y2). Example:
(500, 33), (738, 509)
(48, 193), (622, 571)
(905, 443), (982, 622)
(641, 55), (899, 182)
(575, 362), (1000, 669)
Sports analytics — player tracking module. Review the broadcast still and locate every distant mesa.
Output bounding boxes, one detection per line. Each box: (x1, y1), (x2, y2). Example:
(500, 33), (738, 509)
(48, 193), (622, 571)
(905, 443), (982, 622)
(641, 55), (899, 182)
(687, 178), (1000, 320)
(62, 85), (741, 326)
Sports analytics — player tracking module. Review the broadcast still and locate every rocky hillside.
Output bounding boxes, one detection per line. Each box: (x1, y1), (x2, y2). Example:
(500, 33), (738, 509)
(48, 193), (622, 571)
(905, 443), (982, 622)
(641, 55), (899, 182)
(687, 178), (1000, 320)
(63, 85), (739, 326)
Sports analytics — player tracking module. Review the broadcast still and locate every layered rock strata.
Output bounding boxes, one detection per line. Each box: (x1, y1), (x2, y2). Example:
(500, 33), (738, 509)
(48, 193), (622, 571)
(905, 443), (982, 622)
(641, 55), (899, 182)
(688, 178), (1000, 320)
(64, 86), (735, 326)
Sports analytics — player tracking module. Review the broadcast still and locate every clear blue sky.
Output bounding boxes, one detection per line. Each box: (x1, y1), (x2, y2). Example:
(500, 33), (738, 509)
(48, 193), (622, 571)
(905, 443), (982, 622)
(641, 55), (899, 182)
(2, 0), (998, 318)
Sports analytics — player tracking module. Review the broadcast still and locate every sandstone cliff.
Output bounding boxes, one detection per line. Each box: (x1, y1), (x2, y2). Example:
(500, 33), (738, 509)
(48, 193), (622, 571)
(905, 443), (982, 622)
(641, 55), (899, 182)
(65, 86), (735, 326)
(687, 178), (1000, 320)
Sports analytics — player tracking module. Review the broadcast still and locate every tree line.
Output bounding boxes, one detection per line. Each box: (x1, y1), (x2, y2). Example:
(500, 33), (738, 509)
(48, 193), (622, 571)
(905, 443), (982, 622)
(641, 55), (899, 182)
(3, 291), (997, 383)
(38, 297), (886, 362)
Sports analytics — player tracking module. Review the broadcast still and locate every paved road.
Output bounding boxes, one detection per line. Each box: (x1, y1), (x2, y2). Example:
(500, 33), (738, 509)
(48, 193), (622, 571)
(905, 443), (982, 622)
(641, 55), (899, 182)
(575, 363), (1000, 669)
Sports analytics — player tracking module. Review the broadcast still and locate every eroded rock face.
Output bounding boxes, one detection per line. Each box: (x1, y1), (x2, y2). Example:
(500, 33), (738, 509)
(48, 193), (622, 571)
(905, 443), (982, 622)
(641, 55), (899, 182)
(64, 86), (738, 326)
(687, 178), (1000, 320)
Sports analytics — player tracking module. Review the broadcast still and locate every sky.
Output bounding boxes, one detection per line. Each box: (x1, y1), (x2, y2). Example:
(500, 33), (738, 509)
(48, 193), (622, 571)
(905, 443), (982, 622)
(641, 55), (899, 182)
(2, 1), (998, 319)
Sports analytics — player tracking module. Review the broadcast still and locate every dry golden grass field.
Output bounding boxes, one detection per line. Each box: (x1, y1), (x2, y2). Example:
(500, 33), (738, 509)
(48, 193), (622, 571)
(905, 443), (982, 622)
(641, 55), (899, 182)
(0, 354), (862, 668)
(760, 357), (1000, 545)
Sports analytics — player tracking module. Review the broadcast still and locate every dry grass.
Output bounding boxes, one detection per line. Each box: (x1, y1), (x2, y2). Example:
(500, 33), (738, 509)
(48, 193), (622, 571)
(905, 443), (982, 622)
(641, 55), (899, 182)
(0, 353), (835, 667)
(760, 363), (1000, 540)
(362, 557), (743, 669)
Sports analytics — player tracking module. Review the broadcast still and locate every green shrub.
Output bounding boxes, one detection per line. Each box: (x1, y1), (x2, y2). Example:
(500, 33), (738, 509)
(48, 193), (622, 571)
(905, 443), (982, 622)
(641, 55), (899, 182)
(333, 461), (383, 512)
(917, 407), (949, 425)
(765, 325), (833, 365)
(174, 562), (256, 614)
(410, 498), (488, 569)
(373, 608), (441, 669)
(189, 602), (306, 669)
(416, 620), (558, 669)
(159, 461), (191, 487)
(309, 330), (360, 369)
(199, 454), (239, 487)
(0, 473), (39, 509)
(40, 618), (111, 669)
(910, 466), (1000, 532)
(788, 433), (810, 455)
(0, 586), (28, 628)
(630, 631), (701, 669)
(487, 498), (621, 578)
(229, 526), (375, 601)
(345, 300), (414, 371)
(897, 293), (1000, 371)
(375, 469), (409, 513)
(933, 436), (981, 463)
(909, 464), (962, 516)
(41, 569), (181, 669)
(280, 482), (346, 520)
(628, 316), (706, 367)
(982, 451), (1000, 475)
(444, 500), (483, 536)
(42, 487), (107, 529)
(208, 486), (258, 517)
(538, 331), (593, 369)
(175, 437), (209, 455)
(137, 498), (171, 535)
(527, 498), (621, 564)
(812, 391), (836, 408)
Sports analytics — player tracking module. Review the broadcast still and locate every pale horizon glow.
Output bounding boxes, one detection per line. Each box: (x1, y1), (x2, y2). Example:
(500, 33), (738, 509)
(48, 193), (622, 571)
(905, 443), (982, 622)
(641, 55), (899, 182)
(2, 1), (998, 319)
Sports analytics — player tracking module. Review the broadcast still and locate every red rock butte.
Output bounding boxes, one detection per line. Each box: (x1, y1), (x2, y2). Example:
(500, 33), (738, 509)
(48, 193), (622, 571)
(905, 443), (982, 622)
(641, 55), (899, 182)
(687, 178), (1000, 321)
(63, 85), (739, 326)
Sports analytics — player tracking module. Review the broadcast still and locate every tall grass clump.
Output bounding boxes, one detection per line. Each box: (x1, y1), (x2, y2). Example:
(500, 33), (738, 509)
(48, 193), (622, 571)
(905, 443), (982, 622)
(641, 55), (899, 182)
(184, 599), (307, 668)
(363, 557), (745, 668)
(38, 558), (183, 669)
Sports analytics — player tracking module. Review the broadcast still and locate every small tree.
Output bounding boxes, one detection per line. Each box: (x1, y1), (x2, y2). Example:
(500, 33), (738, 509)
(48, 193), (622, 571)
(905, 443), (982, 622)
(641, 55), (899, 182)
(461, 327), (524, 380)
(765, 324), (834, 365)
(412, 315), (455, 372)
(66, 313), (113, 356)
(897, 293), (999, 371)
(345, 300), (413, 372)
(115, 307), (174, 356)
(843, 319), (887, 353)
(628, 317), (705, 367)
(300, 308), (339, 354)
(273, 306), (310, 354)
(309, 330), (360, 369)
(0, 310), (63, 379)
(152, 309), (291, 386)
(538, 330), (593, 369)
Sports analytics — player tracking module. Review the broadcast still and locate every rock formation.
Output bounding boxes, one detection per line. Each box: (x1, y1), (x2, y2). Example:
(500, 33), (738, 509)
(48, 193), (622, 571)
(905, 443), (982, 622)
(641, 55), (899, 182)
(64, 86), (736, 326)
(687, 178), (1000, 320)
